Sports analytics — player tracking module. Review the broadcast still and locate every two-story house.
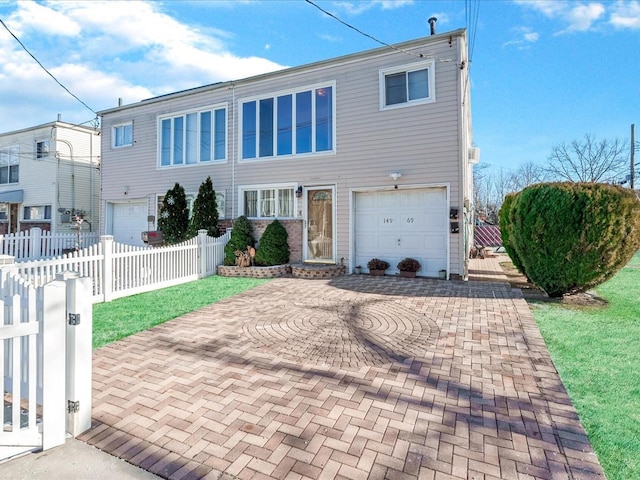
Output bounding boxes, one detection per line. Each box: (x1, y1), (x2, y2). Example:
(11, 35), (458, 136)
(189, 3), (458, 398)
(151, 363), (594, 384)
(98, 28), (476, 279)
(0, 119), (101, 235)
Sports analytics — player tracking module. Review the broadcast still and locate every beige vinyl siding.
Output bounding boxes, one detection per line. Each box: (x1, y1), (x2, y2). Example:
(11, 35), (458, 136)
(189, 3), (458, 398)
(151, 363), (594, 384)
(99, 31), (471, 275)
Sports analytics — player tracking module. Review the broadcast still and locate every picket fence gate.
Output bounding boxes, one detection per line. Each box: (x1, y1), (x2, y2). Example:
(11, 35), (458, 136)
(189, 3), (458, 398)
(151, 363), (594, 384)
(1, 269), (92, 461)
(8, 229), (230, 304)
(0, 227), (99, 261)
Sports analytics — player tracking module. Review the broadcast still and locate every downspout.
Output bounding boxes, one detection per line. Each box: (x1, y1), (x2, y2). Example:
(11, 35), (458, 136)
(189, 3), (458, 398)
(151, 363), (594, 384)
(56, 137), (75, 215)
(230, 82), (236, 220)
(458, 32), (470, 280)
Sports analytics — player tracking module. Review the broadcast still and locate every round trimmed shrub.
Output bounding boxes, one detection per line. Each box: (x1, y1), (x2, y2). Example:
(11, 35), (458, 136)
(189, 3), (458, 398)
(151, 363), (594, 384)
(254, 219), (290, 266)
(509, 182), (640, 297)
(499, 192), (527, 279)
(223, 216), (255, 266)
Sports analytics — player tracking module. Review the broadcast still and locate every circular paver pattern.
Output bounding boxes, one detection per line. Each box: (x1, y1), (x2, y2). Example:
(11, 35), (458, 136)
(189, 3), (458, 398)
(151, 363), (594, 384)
(243, 297), (438, 367)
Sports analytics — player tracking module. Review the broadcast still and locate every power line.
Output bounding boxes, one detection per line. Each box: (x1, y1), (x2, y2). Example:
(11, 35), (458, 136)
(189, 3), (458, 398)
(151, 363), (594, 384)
(0, 18), (97, 117)
(304, 0), (424, 59)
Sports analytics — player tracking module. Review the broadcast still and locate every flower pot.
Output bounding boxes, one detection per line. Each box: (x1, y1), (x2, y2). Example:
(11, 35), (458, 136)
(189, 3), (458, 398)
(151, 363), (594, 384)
(399, 271), (417, 278)
(369, 269), (385, 276)
(439, 269), (447, 279)
(354, 267), (361, 274)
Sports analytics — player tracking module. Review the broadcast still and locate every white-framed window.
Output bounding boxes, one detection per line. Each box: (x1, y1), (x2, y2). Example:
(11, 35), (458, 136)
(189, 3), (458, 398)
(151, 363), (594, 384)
(113, 122), (133, 148)
(0, 203), (8, 220)
(0, 145), (19, 184)
(240, 83), (335, 160)
(379, 60), (435, 110)
(158, 104), (227, 167)
(23, 205), (51, 221)
(36, 139), (50, 159)
(240, 185), (295, 218)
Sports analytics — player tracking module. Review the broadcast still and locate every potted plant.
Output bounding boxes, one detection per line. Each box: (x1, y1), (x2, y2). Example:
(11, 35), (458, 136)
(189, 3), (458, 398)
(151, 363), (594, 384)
(354, 265), (362, 274)
(439, 269), (447, 279)
(397, 257), (421, 278)
(367, 258), (390, 276)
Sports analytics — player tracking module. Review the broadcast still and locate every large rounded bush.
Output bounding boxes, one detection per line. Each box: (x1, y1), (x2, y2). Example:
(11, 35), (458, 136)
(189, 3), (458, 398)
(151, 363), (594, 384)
(254, 219), (290, 266)
(223, 216), (255, 266)
(509, 182), (640, 297)
(499, 192), (527, 279)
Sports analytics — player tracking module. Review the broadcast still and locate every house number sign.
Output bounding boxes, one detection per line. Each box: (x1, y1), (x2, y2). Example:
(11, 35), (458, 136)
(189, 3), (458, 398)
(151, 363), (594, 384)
(383, 218), (394, 223)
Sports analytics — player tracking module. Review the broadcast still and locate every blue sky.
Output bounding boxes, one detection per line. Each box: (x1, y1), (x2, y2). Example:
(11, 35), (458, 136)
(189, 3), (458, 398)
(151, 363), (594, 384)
(0, 0), (638, 174)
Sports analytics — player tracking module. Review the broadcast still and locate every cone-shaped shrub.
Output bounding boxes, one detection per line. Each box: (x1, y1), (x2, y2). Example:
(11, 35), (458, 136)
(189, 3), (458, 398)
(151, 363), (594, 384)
(189, 176), (220, 238)
(255, 219), (290, 266)
(158, 183), (189, 245)
(509, 182), (640, 297)
(499, 192), (527, 279)
(224, 216), (255, 266)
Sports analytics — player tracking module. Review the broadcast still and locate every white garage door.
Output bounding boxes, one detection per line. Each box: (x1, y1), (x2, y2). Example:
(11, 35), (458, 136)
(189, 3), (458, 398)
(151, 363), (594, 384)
(354, 188), (448, 277)
(110, 202), (148, 246)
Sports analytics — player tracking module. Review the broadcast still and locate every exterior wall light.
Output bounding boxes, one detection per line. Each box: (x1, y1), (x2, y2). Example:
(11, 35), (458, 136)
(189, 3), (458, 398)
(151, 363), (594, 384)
(389, 172), (402, 181)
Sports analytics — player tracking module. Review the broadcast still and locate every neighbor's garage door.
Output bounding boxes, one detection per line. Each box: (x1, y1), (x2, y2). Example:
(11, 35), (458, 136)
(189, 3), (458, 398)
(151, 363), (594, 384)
(110, 202), (148, 246)
(354, 188), (448, 277)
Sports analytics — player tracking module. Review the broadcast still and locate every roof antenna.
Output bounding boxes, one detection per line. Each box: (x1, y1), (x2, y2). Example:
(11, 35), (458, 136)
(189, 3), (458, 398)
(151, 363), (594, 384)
(428, 17), (437, 35)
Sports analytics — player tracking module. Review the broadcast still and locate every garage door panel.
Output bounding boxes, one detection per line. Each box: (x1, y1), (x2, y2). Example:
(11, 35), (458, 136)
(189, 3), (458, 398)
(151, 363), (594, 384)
(355, 188), (447, 277)
(111, 202), (148, 246)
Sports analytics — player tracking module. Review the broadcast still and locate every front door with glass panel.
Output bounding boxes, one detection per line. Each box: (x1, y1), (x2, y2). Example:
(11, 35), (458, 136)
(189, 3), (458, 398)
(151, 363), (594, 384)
(305, 187), (334, 262)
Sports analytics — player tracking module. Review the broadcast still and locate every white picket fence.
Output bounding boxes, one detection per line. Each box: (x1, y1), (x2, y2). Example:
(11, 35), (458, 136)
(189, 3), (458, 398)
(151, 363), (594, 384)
(5, 229), (230, 304)
(0, 227), (99, 260)
(1, 270), (92, 460)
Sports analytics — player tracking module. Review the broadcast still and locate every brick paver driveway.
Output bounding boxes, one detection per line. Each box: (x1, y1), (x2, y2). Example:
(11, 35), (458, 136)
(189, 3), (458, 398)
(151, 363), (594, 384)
(80, 274), (605, 480)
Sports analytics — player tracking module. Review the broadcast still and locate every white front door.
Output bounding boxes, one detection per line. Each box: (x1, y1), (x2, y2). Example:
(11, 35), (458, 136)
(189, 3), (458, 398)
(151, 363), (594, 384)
(304, 186), (335, 263)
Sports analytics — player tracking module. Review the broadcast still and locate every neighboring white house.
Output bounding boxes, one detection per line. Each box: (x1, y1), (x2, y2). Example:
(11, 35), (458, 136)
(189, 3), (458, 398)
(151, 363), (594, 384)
(98, 28), (476, 279)
(0, 119), (101, 236)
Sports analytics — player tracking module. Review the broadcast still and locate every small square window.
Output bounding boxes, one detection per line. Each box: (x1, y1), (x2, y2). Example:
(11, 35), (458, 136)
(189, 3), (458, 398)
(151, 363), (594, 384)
(36, 140), (50, 159)
(380, 61), (435, 110)
(113, 123), (133, 148)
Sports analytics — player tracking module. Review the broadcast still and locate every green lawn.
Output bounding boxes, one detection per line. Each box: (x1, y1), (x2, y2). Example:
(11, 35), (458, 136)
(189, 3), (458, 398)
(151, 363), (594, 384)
(92, 275), (269, 349)
(530, 252), (640, 480)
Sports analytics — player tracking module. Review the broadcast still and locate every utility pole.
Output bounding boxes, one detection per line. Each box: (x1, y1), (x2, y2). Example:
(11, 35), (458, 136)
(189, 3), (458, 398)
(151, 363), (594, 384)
(631, 124), (635, 190)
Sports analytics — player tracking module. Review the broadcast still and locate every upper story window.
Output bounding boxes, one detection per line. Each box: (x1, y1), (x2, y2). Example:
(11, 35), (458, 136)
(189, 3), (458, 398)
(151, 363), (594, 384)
(113, 123), (133, 148)
(159, 105), (227, 167)
(380, 60), (435, 110)
(241, 83), (334, 160)
(23, 205), (51, 221)
(0, 145), (19, 184)
(36, 140), (50, 159)
(241, 185), (295, 218)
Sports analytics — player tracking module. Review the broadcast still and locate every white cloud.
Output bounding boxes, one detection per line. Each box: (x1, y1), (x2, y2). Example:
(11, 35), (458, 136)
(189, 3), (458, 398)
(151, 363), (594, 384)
(503, 26), (540, 49)
(515, 1), (607, 33)
(564, 3), (606, 31)
(610, 0), (640, 29)
(336, 0), (413, 15)
(0, 0), (286, 132)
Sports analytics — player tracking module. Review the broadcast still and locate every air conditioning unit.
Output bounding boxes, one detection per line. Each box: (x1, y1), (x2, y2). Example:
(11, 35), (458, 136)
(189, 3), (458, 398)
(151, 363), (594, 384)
(468, 147), (480, 164)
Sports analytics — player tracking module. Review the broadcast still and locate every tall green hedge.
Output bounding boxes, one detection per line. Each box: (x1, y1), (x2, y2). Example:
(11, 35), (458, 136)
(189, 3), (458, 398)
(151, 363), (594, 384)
(223, 216), (255, 266)
(499, 192), (527, 279)
(508, 182), (640, 297)
(254, 219), (290, 266)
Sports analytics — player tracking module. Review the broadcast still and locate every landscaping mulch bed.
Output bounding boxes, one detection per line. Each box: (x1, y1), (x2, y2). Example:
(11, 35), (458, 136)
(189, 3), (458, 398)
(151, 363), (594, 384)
(499, 258), (606, 307)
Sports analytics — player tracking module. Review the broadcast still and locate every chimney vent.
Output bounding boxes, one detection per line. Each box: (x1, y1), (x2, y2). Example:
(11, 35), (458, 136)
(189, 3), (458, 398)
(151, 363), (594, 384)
(428, 17), (437, 35)
(118, 98), (123, 107)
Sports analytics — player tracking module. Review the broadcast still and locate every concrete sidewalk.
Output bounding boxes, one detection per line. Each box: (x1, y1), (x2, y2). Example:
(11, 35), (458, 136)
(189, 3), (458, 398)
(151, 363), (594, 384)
(0, 438), (162, 480)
